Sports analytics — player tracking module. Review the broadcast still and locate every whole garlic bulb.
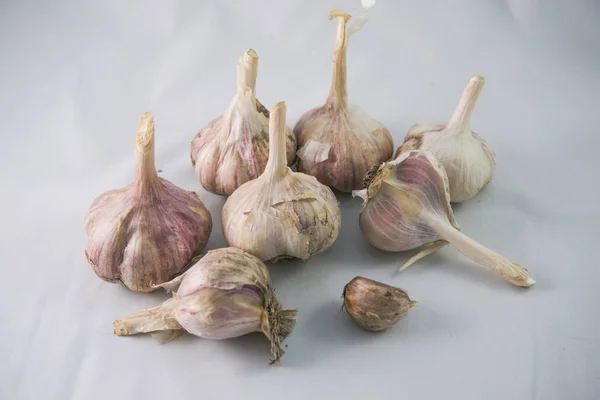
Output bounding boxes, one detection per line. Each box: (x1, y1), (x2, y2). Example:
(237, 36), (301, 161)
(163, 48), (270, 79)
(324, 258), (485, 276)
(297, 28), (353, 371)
(396, 76), (495, 202)
(113, 247), (297, 364)
(293, 9), (393, 193)
(343, 276), (417, 332)
(190, 49), (297, 196)
(354, 150), (534, 287)
(85, 113), (212, 292)
(222, 101), (341, 262)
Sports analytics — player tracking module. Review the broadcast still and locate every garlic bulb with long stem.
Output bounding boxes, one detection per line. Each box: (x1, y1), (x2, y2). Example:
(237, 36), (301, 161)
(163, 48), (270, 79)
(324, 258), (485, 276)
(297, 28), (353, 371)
(222, 102), (341, 262)
(354, 150), (534, 287)
(293, 8), (393, 193)
(191, 48), (297, 196)
(85, 113), (212, 292)
(114, 247), (297, 364)
(396, 76), (495, 202)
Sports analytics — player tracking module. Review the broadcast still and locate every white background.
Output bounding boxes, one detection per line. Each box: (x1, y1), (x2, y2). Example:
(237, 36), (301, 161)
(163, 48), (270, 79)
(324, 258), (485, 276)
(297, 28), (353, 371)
(2, 1), (599, 399)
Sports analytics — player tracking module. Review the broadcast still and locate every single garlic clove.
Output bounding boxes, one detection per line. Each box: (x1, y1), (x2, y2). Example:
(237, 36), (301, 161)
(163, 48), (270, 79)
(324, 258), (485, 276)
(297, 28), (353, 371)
(85, 113), (212, 292)
(190, 49), (297, 196)
(396, 76), (496, 202)
(293, 8), (393, 193)
(222, 101), (341, 262)
(355, 150), (535, 287)
(343, 276), (417, 332)
(113, 247), (297, 364)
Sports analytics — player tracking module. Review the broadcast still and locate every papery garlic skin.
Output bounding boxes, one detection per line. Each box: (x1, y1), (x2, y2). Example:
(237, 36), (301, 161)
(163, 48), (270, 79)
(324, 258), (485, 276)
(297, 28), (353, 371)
(85, 113), (212, 292)
(222, 102), (341, 262)
(113, 247), (297, 363)
(190, 49), (296, 196)
(343, 276), (417, 332)
(355, 150), (534, 287)
(396, 76), (495, 202)
(293, 9), (393, 193)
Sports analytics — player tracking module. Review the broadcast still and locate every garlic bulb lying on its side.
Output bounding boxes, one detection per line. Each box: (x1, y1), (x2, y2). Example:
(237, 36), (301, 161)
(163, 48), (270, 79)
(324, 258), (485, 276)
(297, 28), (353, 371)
(396, 76), (495, 202)
(222, 102), (341, 262)
(354, 150), (534, 287)
(191, 49), (296, 196)
(85, 113), (212, 292)
(293, 7), (393, 193)
(113, 247), (297, 364)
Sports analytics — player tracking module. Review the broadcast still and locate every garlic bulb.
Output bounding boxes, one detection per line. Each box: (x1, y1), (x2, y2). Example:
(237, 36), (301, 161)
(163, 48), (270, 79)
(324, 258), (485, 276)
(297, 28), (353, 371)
(343, 276), (417, 332)
(396, 76), (495, 202)
(113, 247), (297, 364)
(222, 102), (341, 262)
(293, 8), (393, 193)
(85, 113), (212, 292)
(354, 150), (535, 287)
(190, 49), (297, 196)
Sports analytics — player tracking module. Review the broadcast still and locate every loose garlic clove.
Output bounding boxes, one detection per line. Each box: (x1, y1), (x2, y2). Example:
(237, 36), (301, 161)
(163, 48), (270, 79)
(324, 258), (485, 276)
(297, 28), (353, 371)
(113, 247), (297, 364)
(85, 113), (212, 292)
(222, 102), (341, 262)
(190, 49), (297, 196)
(343, 276), (417, 332)
(354, 150), (535, 287)
(293, 7), (393, 193)
(396, 76), (495, 202)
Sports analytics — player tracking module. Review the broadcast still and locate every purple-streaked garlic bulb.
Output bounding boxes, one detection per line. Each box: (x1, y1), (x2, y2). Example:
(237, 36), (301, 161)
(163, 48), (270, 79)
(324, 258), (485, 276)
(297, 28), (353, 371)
(222, 102), (341, 262)
(113, 247), (297, 364)
(396, 76), (495, 202)
(293, 8), (393, 193)
(354, 150), (534, 287)
(85, 113), (212, 292)
(190, 48), (296, 196)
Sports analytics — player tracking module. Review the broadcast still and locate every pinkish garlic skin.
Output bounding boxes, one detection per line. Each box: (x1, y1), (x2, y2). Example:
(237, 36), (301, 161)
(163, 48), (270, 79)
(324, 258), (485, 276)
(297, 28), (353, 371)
(85, 113), (212, 292)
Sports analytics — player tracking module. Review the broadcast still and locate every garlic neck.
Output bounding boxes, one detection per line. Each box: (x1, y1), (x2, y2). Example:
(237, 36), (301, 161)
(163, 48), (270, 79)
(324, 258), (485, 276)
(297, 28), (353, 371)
(446, 76), (485, 134)
(326, 10), (351, 111)
(134, 112), (159, 195)
(263, 102), (289, 181)
(236, 48), (258, 98)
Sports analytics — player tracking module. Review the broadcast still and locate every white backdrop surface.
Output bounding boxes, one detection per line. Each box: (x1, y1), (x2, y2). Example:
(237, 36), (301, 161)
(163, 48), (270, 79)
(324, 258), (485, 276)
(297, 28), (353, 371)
(1, 1), (600, 399)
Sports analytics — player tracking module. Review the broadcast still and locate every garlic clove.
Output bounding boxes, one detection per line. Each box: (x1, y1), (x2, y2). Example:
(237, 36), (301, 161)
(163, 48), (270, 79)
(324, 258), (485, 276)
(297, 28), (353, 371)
(190, 48), (297, 196)
(355, 150), (535, 287)
(113, 247), (297, 364)
(395, 76), (496, 202)
(343, 276), (417, 332)
(222, 102), (341, 262)
(293, 7), (393, 193)
(85, 113), (212, 292)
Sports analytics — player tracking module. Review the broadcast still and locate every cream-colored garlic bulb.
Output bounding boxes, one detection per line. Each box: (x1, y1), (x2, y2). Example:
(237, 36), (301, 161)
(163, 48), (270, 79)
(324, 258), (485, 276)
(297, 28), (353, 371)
(85, 113), (212, 292)
(293, 8), (393, 193)
(354, 150), (534, 287)
(190, 49), (297, 196)
(396, 76), (495, 202)
(222, 101), (341, 262)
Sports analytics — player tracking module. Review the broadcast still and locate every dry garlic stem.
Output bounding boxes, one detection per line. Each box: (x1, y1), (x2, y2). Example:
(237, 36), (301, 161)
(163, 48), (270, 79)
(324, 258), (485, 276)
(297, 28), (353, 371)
(191, 49), (296, 196)
(354, 150), (534, 287)
(222, 102), (341, 262)
(396, 76), (495, 202)
(85, 113), (212, 292)
(114, 247), (297, 364)
(293, 7), (393, 193)
(343, 276), (417, 332)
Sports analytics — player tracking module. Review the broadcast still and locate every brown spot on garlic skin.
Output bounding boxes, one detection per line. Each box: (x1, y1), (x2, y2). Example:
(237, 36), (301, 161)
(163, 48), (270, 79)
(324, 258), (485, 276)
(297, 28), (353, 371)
(343, 276), (417, 332)
(256, 99), (269, 119)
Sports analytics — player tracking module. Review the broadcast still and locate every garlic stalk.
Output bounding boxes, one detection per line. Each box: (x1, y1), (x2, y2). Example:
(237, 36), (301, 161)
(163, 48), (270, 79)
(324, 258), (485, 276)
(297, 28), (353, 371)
(222, 102), (341, 262)
(354, 150), (534, 287)
(190, 48), (297, 196)
(396, 76), (495, 202)
(85, 113), (212, 292)
(293, 6), (393, 193)
(343, 276), (417, 332)
(114, 247), (297, 364)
